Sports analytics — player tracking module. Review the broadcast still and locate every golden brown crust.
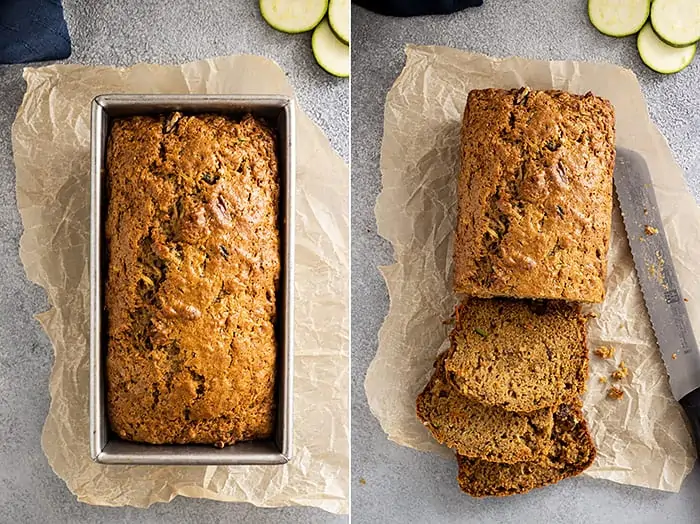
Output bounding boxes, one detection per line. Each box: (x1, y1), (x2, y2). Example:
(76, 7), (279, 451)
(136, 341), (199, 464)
(105, 112), (279, 445)
(416, 353), (554, 463)
(453, 88), (616, 303)
(444, 298), (589, 413)
(456, 403), (596, 497)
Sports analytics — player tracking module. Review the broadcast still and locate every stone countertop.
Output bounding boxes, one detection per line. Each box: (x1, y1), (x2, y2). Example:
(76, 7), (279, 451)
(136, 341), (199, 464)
(0, 1), (347, 522)
(351, 1), (700, 523)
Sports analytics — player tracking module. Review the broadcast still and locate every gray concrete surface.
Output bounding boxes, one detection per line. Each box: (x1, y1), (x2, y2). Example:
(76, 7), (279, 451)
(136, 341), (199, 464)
(351, 2), (700, 523)
(0, 1), (347, 523)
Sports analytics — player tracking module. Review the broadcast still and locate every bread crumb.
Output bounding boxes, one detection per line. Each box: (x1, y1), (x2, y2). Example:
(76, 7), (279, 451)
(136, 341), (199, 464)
(684, 298), (689, 303)
(608, 386), (624, 400)
(599, 376), (608, 384)
(611, 361), (629, 381)
(214, 441), (225, 449)
(672, 353), (678, 360)
(594, 345), (615, 359)
(359, 478), (367, 485)
(644, 225), (658, 235)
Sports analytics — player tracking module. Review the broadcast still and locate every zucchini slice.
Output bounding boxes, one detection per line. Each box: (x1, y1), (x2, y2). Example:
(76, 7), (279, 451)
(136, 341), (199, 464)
(651, 0), (700, 47)
(588, 0), (650, 37)
(637, 22), (696, 73)
(328, 0), (350, 44)
(260, 0), (328, 34)
(312, 18), (349, 77)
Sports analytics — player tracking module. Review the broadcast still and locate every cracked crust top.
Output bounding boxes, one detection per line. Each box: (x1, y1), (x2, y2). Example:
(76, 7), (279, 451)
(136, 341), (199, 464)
(453, 88), (615, 303)
(105, 112), (279, 445)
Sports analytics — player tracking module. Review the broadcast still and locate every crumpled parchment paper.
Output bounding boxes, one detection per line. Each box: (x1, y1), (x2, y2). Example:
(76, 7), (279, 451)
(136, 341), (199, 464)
(12, 55), (349, 513)
(366, 45), (699, 492)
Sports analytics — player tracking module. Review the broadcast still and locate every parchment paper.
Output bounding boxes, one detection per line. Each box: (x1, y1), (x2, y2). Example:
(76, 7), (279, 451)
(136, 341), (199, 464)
(12, 55), (349, 513)
(366, 45), (699, 492)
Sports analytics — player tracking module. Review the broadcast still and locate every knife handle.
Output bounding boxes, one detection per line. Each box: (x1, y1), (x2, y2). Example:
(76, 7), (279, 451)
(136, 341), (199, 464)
(680, 387), (700, 458)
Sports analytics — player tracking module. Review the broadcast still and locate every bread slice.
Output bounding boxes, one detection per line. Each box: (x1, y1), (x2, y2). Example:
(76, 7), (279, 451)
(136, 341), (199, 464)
(416, 353), (554, 463)
(457, 403), (596, 497)
(444, 298), (588, 412)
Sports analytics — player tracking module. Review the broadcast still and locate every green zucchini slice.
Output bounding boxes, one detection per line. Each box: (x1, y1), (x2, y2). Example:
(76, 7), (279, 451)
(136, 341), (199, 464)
(637, 22), (696, 74)
(260, 0), (328, 34)
(312, 18), (350, 77)
(329, 0), (349, 44)
(588, 0), (650, 37)
(651, 0), (700, 48)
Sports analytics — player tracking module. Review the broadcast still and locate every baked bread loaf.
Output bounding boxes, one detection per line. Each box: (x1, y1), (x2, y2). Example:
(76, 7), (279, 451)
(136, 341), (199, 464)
(456, 403), (596, 497)
(453, 88), (615, 303)
(105, 112), (279, 446)
(417, 353), (554, 463)
(444, 298), (589, 412)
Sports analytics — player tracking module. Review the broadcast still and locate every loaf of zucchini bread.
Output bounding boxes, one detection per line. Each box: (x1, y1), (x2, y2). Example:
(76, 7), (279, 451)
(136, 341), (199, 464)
(453, 88), (615, 303)
(105, 112), (279, 446)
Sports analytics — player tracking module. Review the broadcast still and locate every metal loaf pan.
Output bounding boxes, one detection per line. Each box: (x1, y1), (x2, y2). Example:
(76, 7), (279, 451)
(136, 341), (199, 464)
(89, 94), (295, 465)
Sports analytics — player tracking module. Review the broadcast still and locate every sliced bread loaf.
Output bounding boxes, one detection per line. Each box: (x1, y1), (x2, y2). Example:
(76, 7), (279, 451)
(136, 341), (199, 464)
(416, 353), (554, 463)
(445, 298), (588, 412)
(456, 403), (596, 497)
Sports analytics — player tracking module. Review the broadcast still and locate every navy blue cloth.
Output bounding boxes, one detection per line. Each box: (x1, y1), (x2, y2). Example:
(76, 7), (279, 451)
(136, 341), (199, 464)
(354, 0), (483, 17)
(0, 0), (71, 64)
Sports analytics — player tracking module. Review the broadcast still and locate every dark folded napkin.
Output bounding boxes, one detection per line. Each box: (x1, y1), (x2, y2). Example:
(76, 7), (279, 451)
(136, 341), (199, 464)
(353, 0), (483, 17)
(0, 0), (71, 64)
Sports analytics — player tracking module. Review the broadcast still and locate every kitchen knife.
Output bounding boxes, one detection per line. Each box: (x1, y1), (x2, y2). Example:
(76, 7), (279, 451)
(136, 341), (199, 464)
(614, 147), (700, 456)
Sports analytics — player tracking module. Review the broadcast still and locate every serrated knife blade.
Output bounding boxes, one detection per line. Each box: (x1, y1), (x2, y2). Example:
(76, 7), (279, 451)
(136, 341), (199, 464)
(614, 148), (700, 455)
